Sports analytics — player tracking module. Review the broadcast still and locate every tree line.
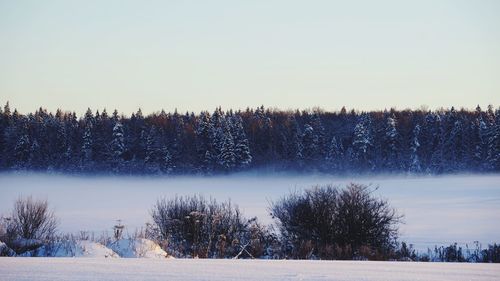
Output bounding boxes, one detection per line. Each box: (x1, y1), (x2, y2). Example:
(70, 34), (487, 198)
(1, 102), (499, 174)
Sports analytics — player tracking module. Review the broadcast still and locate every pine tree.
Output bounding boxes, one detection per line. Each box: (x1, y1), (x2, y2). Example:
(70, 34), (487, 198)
(230, 115), (252, 169)
(309, 112), (326, 159)
(383, 114), (402, 171)
(14, 133), (30, 168)
(482, 112), (499, 171)
(3, 101), (11, 117)
(81, 108), (94, 167)
(82, 123), (93, 165)
(408, 124), (422, 173)
(64, 112), (80, 170)
(145, 126), (162, 173)
(110, 121), (125, 171)
(352, 114), (374, 171)
(218, 124), (236, 171)
(29, 138), (43, 170)
(0, 104), (496, 174)
(441, 108), (465, 172)
(210, 108), (226, 170)
(325, 136), (344, 172)
(286, 115), (303, 169)
(161, 145), (174, 174)
(195, 111), (215, 172)
(54, 116), (68, 167)
(128, 108), (147, 163)
(301, 124), (318, 166)
(250, 106), (274, 164)
(428, 114), (444, 173)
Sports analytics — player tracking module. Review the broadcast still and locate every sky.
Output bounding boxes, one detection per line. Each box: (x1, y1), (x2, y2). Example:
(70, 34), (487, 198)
(0, 0), (499, 115)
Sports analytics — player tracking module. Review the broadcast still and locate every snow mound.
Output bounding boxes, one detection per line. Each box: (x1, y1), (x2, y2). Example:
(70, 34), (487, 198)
(0, 241), (16, 257)
(45, 240), (119, 258)
(108, 238), (168, 258)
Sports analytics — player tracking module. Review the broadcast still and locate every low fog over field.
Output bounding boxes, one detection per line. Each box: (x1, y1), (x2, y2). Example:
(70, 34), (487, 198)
(1, 172), (499, 250)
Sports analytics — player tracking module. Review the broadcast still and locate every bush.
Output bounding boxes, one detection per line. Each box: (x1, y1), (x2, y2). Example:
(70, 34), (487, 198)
(481, 244), (500, 263)
(150, 195), (269, 258)
(0, 196), (58, 254)
(395, 242), (418, 261)
(270, 183), (401, 260)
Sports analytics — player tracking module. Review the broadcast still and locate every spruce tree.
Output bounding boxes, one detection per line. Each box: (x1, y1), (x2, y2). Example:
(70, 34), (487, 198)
(408, 124), (422, 173)
(325, 136), (344, 172)
(352, 114), (374, 171)
(301, 124), (318, 166)
(231, 115), (252, 168)
(110, 121), (125, 171)
(218, 124), (236, 171)
(383, 114), (401, 171)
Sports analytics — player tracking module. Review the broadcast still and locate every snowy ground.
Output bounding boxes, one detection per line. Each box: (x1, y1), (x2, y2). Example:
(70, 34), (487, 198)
(1, 172), (499, 250)
(13, 238), (168, 258)
(0, 258), (499, 281)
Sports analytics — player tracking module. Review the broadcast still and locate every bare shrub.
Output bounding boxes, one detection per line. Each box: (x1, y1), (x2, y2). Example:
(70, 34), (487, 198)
(270, 183), (401, 260)
(1, 196), (58, 254)
(151, 195), (269, 258)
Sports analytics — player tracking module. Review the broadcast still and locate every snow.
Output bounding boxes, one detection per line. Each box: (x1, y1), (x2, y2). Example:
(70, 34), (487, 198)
(0, 258), (499, 281)
(108, 238), (168, 258)
(0, 241), (15, 256)
(1, 172), (499, 250)
(40, 240), (119, 258)
(18, 238), (169, 258)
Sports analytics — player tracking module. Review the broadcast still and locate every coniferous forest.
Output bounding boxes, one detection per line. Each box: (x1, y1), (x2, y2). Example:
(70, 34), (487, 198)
(0, 102), (498, 175)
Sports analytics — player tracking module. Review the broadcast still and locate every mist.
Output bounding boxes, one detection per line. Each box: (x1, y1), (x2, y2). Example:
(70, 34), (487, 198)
(1, 172), (499, 250)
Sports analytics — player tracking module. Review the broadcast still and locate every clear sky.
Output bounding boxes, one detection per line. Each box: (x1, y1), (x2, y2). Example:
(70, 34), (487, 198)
(1, 0), (499, 115)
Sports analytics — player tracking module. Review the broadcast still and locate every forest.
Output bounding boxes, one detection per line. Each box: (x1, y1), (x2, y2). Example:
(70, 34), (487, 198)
(0, 102), (498, 174)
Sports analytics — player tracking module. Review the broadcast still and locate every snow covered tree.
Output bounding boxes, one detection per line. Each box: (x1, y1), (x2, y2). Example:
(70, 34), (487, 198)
(145, 126), (163, 173)
(408, 124), (422, 173)
(29, 138), (43, 170)
(80, 108), (94, 168)
(301, 124), (318, 166)
(285, 115), (303, 169)
(325, 136), (344, 172)
(309, 112), (326, 159)
(218, 124), (236, 171)
(439, 107), (465, 172)
(81, 123), (93, 165)
(428, 114), (444, 173)
(383, 114), (402, 171)
(249, 106), (274, 165)
(195, 111), (215, 172)
(110, 121), (125, 171)
(0, 103), (495, 175)
(161, 145), (174, 174)
(209, 108), (226, 170)
(14, 133), (30, 168)
(481, 114), (499, 171)
(351, 114), (374, 171)
(230, 115), (252, 169)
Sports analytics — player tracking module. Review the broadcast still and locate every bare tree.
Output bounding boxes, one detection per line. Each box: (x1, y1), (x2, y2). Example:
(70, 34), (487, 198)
(3, 196), (58, 253)
(150, 195), (268, 258)
(270, 183), (402, 260)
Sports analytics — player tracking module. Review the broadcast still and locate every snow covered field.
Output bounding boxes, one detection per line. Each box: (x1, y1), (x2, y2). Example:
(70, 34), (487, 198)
(1, 172), (499, 250)
(0, 258), (499, 281)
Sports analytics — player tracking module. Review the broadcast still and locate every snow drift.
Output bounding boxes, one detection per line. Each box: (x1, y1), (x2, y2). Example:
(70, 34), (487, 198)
(13, 238), (170, 258)
(108, 238), (169, 258)
(38, 240), (119, 258)
(0, 241), (16, 257)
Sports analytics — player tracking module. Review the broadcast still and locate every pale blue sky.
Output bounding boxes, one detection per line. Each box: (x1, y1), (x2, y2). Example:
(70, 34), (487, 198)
(1, 0), (499, 115)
